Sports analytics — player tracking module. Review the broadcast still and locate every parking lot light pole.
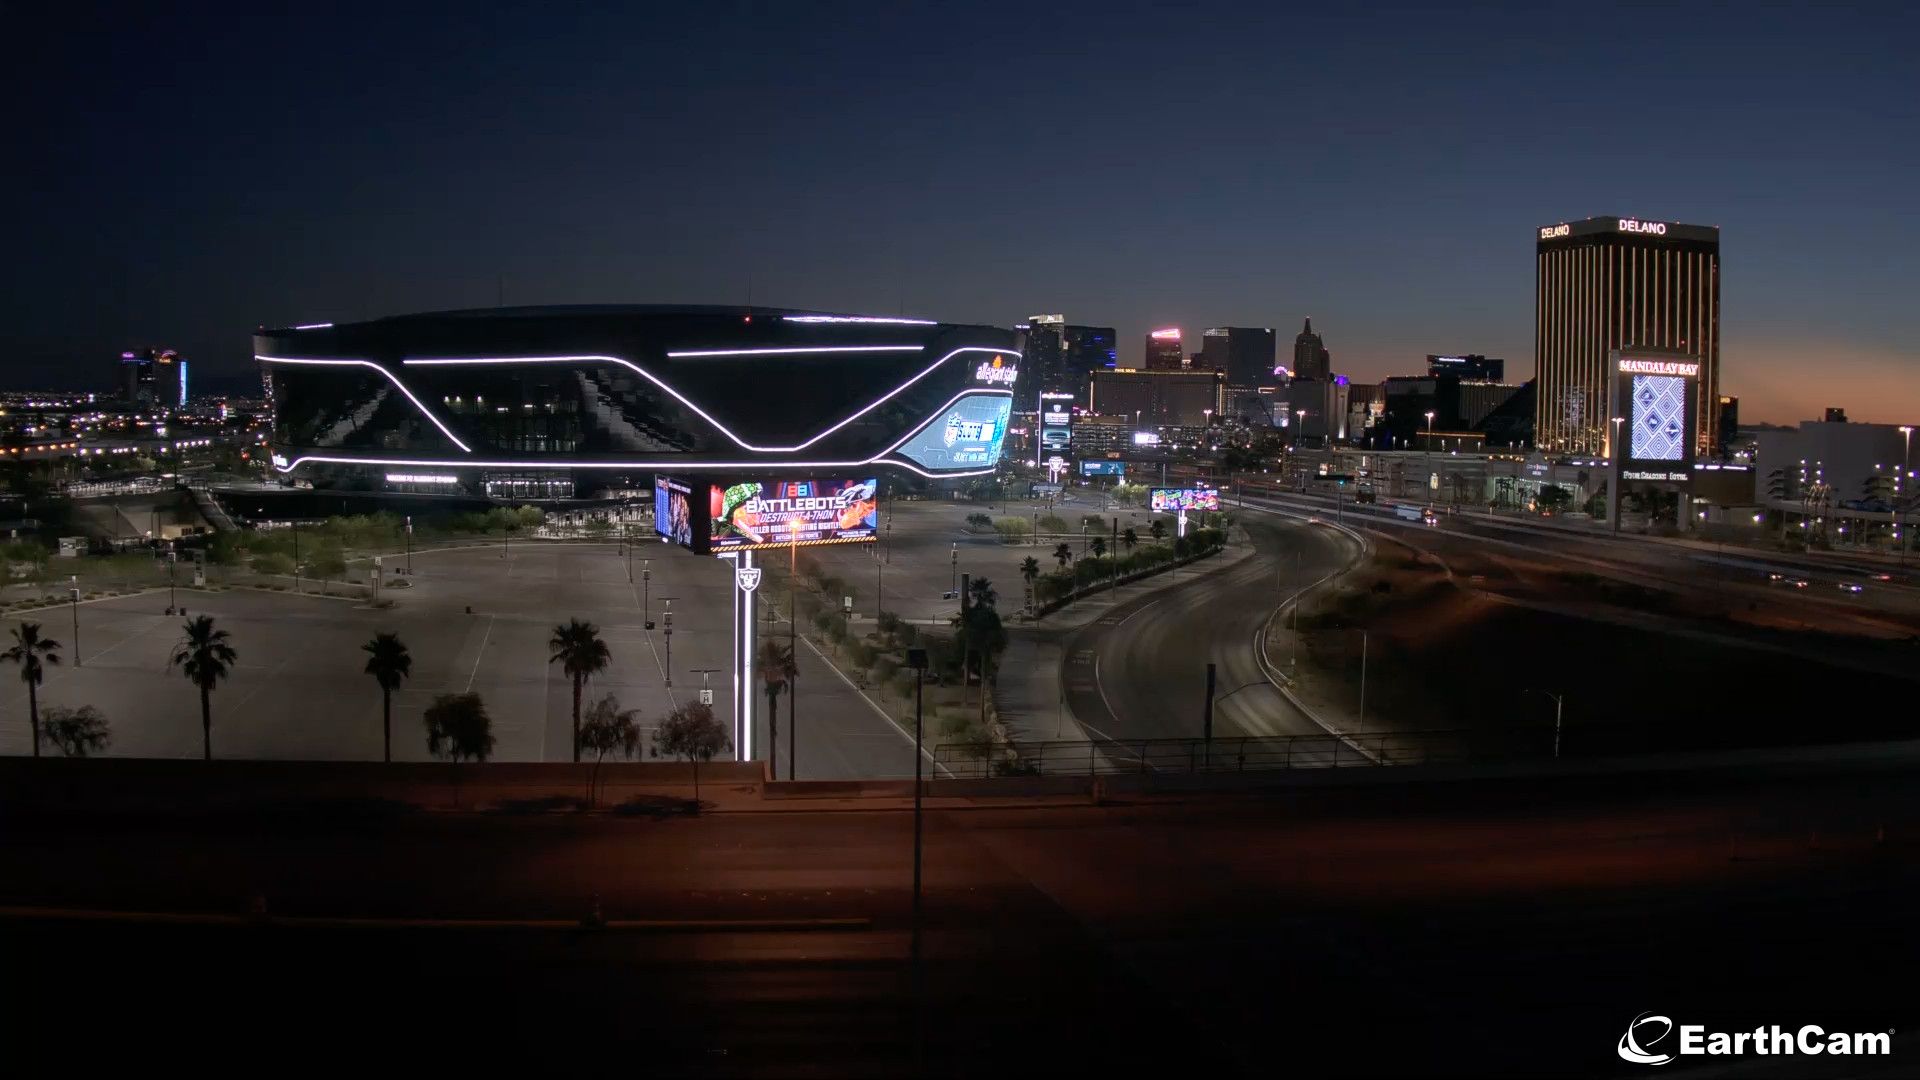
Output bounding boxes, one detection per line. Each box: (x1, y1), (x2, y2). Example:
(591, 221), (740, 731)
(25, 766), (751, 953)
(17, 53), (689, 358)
(906, 646), (929, 991)
(70, 577), (81, 666)
(660, 598), (676, 687)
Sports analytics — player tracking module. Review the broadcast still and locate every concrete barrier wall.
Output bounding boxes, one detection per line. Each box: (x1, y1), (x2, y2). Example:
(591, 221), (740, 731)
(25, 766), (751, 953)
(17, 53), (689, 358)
(0, 758), (767, 814)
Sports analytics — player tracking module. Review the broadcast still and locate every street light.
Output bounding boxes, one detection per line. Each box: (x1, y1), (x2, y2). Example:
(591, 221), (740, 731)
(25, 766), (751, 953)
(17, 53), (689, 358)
(906, 644), (930, 1061)
(1525, 688), (1566, 758)
(1609, 417), (1627, 534)
(659, 597), (677, 686)
(1900, 426), (1913, 563)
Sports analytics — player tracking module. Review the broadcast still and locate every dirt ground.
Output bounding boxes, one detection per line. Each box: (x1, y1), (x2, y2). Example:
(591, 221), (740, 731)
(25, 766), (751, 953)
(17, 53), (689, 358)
(1289, 538), (1920, 755)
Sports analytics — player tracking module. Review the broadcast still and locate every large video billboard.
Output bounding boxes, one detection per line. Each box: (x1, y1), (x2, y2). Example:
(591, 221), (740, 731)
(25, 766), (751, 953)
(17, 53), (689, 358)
(709, 478), (879, 552)
(654, 475), (697, 549)
(1610, 353), (1700, 481)
(1629, 375), (1687, 461)
(895, 393), (1010, 472)
(1150, 487), (1221, 512)
(1039, 394), (1073, 454)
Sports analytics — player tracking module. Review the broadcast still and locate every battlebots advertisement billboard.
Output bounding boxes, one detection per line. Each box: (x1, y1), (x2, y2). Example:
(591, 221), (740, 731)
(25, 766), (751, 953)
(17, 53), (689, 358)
(709, 478), (879, 552)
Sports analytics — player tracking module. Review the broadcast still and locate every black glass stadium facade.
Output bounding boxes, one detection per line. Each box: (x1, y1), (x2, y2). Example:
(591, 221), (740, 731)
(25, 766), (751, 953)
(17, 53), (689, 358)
(258, 306), (1020, 498)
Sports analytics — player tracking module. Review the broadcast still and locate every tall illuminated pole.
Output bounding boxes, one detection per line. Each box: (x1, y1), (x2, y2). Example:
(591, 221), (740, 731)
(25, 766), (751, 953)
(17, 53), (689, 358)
(724, 550), (757, 762)
(789, 517), (799, 779)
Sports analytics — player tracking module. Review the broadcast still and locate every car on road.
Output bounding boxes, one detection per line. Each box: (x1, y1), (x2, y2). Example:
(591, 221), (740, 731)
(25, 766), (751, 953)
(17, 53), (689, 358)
(1837, 582), (1864, 594)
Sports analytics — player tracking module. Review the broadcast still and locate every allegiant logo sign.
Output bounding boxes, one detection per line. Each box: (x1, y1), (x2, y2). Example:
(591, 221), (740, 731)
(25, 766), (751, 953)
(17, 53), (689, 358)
(1618, 1012), (1891, 1065)
(1618, 217), (1668, 235)
(1618, 359), (1700, 377)
(973, 355), (1017, 386)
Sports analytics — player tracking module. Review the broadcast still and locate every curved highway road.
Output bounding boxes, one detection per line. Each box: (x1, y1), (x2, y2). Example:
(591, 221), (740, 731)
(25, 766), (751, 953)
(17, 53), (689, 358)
(1061, 512), (1362, 754)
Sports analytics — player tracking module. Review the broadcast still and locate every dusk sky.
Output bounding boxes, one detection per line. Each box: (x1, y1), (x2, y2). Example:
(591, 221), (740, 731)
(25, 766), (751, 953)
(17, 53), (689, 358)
(7, 2), (1916, 425)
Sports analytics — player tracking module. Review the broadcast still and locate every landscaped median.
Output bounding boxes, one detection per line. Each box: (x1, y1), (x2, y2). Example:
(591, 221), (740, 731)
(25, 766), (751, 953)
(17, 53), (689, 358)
(756, 554), (1018, 775)
(1026, 524), (1231, 617)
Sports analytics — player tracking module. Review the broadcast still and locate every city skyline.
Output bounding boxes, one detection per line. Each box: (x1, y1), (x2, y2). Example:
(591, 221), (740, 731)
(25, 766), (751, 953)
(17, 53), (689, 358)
(6, 4), (1916, 426)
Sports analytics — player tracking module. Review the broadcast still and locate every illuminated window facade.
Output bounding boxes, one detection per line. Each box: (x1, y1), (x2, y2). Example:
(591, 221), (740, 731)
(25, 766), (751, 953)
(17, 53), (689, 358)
(258, 305), (1018, 492)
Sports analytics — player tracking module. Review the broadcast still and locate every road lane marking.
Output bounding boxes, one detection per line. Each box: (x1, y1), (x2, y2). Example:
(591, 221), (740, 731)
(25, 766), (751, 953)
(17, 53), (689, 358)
(792, 631), (953, 779)
(464, 615), (496, 692)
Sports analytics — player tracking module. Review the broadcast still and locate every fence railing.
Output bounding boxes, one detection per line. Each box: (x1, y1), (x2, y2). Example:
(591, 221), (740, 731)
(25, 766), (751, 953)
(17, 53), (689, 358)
(932, 727), (1559, 778)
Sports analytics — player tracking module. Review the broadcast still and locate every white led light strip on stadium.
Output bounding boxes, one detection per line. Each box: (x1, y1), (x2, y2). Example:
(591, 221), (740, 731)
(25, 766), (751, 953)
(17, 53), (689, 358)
(397, 346), (1014, 452)
(268, 388), (1013, 480)
(254, 356), (474, 452)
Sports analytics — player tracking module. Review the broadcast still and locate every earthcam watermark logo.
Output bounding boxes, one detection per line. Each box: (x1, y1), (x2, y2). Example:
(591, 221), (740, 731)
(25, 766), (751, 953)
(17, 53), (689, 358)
(1618, 1011), (1892, 1064)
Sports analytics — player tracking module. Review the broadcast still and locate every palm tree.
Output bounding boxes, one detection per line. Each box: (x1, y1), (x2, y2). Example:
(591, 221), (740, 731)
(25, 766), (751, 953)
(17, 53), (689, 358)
(362, 632), (412, 763)
(757, 640), (796, 778)
(169, 615), (237, 760)
(1121, 527), (1138, 553)
(967, 577), (997, 610)
(1090, 536), (1107, 559)
(3, 621), (61, 758)
(1053, 542), (1073, 569)
(1020, 556), (1040, 586)
(549, 618), (610, 762)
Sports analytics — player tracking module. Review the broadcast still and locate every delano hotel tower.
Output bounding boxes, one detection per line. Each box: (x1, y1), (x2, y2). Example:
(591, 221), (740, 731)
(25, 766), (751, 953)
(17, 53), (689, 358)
(1534, 216), (1720, 456)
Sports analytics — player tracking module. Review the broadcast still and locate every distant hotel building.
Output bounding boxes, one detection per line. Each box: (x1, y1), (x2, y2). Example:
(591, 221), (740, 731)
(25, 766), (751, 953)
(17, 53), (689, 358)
(1088, 368), (1223, 429)
(1535, 216), (1721, 456)
(1018, 315), (1114, 408)
(1292, 318), (1331, 381)
(1144, 328), (1185, 371)
(1427, 354), (1504, 381)
(1064, 324), (1117, 374)
(119, 347), (187, 410)
(1200, 326), (1278, 387)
